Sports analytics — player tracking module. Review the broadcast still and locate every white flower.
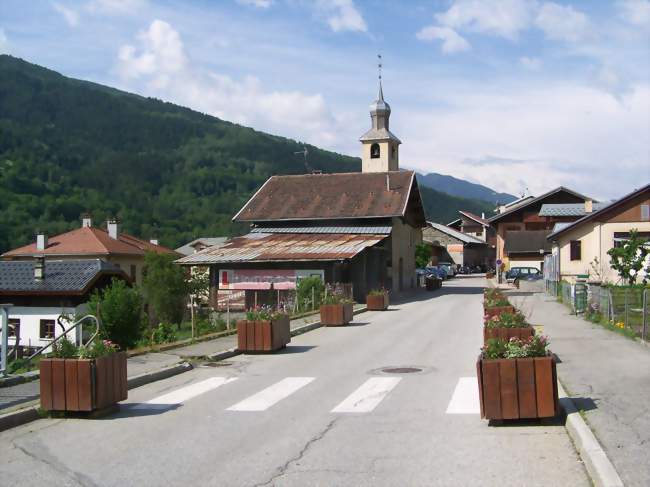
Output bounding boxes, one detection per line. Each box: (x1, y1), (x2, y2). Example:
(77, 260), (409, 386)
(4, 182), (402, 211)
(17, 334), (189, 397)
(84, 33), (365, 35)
(629, 269), (637, 276)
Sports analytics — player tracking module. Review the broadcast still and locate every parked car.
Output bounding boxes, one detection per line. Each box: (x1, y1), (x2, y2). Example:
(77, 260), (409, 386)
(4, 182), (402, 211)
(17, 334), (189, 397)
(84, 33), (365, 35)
(426, 266), (447, 280)
(505, 267), (542, 283)
(438, 262), (455, 277)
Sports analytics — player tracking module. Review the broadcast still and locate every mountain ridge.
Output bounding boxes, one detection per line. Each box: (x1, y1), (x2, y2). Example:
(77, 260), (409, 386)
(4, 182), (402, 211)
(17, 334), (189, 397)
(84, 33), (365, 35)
(0, 55), (494, 252)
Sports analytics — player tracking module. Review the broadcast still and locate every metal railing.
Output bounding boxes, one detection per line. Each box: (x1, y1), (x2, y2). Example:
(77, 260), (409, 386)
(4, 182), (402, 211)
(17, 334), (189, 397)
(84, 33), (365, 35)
(26, 314), (101, 361)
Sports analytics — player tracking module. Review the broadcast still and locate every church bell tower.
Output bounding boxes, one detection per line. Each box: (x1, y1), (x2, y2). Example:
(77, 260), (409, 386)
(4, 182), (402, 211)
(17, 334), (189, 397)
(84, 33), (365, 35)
(360, 55), (401, 173)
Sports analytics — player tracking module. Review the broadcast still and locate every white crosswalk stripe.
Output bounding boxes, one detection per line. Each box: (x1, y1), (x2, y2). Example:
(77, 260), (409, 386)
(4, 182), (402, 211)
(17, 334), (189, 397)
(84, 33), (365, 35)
(331, 377), (402, 413)
(226, 377), (315, 412)
(445, 377), (480, 414)
(131, 377), (237, 410)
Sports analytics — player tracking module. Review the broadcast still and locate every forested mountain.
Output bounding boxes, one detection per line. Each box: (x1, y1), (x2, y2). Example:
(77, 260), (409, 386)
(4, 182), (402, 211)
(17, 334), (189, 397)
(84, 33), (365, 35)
(0, 55), (493, 252)
(417, 172), (516, 205)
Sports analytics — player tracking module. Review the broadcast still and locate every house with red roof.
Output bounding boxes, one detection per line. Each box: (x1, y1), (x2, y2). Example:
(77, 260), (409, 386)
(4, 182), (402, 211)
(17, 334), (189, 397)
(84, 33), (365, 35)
(2, 216), (178, 285)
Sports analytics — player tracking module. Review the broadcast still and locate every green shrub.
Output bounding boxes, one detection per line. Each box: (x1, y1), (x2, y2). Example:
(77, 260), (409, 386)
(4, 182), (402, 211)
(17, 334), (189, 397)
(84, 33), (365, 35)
(484, 311), (528, 329)
(52, 337), (78, 358)
(296, 276), (324, 311)
(152, 322), (177, 344)
(88, 278), (144, 350)
(482, 335), (550, 359)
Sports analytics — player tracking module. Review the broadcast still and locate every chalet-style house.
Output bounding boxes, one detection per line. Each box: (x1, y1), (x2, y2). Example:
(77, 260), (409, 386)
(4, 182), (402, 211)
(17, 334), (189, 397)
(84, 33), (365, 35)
(178, 81), (426, 304)
(423, 222), (489, 268)
(546, 184), (650, 284)
(0, 259), (128, 354)
(2, 216), (178, 285)
(489, 187), (597, 274)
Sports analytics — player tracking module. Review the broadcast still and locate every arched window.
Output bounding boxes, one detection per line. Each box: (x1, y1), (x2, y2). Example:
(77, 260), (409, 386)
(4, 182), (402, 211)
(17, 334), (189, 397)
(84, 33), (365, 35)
(370, 143), (380, 159)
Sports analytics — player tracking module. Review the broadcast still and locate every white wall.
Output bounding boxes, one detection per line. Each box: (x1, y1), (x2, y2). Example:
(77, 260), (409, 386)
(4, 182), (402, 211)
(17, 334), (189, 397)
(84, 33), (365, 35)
(3, 306), (79, 353)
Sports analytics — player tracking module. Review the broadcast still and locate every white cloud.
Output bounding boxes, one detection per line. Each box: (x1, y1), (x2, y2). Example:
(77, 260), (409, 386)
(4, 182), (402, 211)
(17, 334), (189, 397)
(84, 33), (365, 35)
(434, 0), (536, 40)
(317, 0), (367, 33)
(535, 2), (589, 42)
(0, 28), (8, 54)
(52, 2), (80, 27)
(236, 0), (273, 8)
(416, 26), (471, 54)
(86, 0), (147, 15)
(618, 0), (650, 25)
(116, 20), (342, 147)
(520, 56), (542, 70)
(401, 82), (650, 198)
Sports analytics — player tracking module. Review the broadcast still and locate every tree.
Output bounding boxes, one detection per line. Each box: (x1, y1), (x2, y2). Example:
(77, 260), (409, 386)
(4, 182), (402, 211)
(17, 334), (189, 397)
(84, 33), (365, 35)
(141, 251), (189, 327)
(607, 229), (649, 284)
(415, 243), (432, 268)
(88, 278), (143, 349)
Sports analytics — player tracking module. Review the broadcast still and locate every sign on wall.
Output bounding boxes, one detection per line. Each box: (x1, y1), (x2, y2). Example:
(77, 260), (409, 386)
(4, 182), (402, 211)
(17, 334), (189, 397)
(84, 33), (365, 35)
(219, 269), (324, 290)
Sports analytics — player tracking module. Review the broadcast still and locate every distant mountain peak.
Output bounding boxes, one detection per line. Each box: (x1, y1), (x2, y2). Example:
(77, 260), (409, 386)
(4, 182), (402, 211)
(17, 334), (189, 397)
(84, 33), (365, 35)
(415, 172), (516, 205)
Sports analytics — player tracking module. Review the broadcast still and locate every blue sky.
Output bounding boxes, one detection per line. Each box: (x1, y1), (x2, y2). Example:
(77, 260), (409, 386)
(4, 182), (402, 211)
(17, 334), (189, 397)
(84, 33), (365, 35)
(1, 0), (649, 199)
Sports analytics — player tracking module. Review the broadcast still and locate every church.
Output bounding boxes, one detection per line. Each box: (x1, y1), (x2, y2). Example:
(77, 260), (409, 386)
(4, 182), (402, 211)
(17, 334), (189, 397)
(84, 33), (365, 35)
(177, 79), (426, 305)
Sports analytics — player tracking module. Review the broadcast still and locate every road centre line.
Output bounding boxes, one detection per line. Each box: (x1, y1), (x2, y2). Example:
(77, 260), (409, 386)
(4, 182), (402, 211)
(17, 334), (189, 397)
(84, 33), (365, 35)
(445, 377), (480, 414)
(331, 377), (402, 413)
(131, 377), (238, 409)
(226, 377), (315, 411)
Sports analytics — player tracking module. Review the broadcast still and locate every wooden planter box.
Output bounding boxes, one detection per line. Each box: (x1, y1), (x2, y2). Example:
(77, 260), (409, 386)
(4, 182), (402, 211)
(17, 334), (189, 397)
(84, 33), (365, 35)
(483, 326), (535, 345)
(484, 305), (515, 318)
(366, 292), (389, 311)
(237, 315), (290, 352)
(476, 355), (559, 420)
(320, 303), (354, 326)
(486, 272), (495, 279)
(40, 352), (128, 412)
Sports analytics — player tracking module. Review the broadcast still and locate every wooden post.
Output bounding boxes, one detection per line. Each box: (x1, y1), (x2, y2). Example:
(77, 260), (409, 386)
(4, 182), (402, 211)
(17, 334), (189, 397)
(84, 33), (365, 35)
(190, 296), (195, 340)
(226, 295), (230, 330)
(312, 288), (315, 311)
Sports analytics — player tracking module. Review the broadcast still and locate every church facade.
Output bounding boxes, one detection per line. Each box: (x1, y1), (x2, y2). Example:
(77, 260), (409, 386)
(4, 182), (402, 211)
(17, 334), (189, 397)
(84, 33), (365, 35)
(178, 80), (425, 304)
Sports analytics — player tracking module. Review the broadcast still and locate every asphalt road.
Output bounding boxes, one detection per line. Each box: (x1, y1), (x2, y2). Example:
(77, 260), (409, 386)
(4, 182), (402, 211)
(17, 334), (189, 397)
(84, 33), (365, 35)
(0, 277), (589, 486)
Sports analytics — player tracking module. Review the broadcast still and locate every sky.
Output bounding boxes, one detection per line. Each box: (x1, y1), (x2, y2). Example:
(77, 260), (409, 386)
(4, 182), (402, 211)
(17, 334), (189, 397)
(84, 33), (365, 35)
(1, 0), (649, 200)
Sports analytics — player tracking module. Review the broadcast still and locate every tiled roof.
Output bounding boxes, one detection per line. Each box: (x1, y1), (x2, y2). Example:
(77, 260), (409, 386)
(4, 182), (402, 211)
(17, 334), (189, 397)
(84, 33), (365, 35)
(424, 222), (485, 245)
(548, 184), (650, 240)
(0, 259), (127, 295)
(489, 187), (593, 223)
(539, 203), (607, 217)
(176, 232), (388, 265)
(504, 231), (552, 254)
(233, 171), (419, 222)
(176, 237), (229, 256)
(3, 226), (177, 258)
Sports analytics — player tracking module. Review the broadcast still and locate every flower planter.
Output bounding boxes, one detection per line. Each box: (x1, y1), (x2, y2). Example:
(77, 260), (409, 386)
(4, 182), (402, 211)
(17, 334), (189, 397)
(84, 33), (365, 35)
(320, 303), (354, 326)
(425, 277), (441, 291)
(237, 315), (290, 352)
(40, 352), (128, 412)
(486, 271), (495, 279)
(483, 305), (515, 318)
(483, 326), (535, 345)
(366, 292), (389, 311)
(476, 355), (559, 420)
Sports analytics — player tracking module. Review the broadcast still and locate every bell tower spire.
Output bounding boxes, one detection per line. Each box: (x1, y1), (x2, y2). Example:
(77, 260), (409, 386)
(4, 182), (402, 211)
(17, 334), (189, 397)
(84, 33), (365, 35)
(360, 54), (401, 173)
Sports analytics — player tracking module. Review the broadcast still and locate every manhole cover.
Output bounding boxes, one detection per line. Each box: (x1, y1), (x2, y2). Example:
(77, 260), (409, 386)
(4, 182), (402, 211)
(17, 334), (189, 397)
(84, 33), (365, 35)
(382, 367), (422, 374)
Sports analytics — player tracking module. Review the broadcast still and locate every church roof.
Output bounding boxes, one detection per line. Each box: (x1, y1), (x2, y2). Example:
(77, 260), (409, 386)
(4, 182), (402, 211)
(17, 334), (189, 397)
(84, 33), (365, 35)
(233, 170), (424, 225)
(359, 127), (402, 143)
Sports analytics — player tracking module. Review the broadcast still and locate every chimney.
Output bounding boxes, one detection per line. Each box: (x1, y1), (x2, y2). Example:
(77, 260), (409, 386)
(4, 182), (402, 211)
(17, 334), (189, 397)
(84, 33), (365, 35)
(481, 212), (485, 219)
(386, 173), (390, 191)
(149, 239), (159, 246)
(36, 232), (48, 251)
(34, 256), (45, 280)
(81, 213), (93, 228)
(107, 218), (120, 240)
(584, 199), (593, 213)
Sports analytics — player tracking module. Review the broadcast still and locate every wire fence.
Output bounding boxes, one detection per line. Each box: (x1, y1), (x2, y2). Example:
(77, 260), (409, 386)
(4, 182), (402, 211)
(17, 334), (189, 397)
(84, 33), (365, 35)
(546, 279), (649, 341)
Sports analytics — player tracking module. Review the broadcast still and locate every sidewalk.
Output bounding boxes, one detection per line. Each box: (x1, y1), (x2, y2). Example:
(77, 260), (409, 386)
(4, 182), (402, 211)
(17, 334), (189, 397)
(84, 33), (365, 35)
(509, 289), (650, 487)
(0, 306), (361, 412)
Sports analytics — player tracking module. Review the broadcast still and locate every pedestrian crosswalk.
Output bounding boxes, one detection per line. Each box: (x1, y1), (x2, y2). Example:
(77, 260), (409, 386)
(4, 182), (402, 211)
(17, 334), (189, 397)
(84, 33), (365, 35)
(129, 374), (480, 415)
(226, 377), (315, 412)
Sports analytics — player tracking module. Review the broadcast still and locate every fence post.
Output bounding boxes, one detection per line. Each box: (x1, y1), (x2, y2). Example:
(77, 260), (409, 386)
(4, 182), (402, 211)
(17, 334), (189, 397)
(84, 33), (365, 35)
(226, 295), (230, 330)
(624, 288), (629, 328)
(643, 288), (648, 342)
